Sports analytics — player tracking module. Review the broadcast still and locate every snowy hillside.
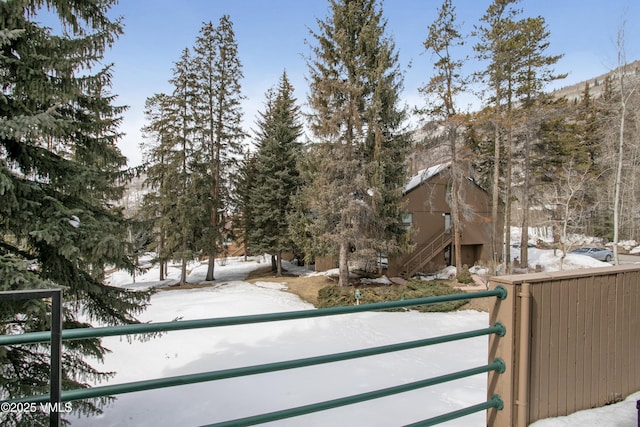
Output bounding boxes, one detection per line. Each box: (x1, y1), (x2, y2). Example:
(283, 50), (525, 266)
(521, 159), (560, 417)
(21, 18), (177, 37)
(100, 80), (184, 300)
(551, 59), (640, 103)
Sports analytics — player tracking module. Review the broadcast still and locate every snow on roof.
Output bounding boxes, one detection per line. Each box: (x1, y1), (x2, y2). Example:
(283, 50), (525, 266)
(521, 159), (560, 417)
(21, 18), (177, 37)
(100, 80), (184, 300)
(404, 162), (450, 194)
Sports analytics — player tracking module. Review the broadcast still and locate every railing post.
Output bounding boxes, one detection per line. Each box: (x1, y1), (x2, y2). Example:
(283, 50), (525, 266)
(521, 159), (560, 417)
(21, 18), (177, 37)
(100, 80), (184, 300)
(516, 283), (531, 427)
(0, 289), (63, 426)
(50, 289), (62, 427)
(487, 280), (517, 427)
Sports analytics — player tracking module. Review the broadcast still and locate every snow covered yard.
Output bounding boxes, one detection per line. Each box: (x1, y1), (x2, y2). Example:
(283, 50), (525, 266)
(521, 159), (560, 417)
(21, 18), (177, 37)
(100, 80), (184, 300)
(69, 253), (640, 426)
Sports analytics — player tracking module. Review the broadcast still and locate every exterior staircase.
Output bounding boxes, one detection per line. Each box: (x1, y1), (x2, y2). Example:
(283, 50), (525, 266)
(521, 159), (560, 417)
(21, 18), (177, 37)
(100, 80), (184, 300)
(400, 230), (452, 278)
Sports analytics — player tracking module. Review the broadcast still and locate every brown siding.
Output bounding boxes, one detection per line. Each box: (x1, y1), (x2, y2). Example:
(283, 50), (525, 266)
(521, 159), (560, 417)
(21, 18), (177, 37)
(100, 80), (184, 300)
(315, 255), (337, 272)
(317, 166), (500, 276)
(389, 169), (499, 276)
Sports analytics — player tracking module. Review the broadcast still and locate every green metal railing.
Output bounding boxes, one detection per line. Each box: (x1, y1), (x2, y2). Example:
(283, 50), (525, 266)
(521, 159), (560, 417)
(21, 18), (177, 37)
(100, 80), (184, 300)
(1, 285), (507, 426)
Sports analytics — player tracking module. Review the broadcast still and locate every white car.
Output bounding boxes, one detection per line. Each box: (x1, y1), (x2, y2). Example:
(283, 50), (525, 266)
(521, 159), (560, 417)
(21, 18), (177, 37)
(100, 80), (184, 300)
(569, 246), (613, 262)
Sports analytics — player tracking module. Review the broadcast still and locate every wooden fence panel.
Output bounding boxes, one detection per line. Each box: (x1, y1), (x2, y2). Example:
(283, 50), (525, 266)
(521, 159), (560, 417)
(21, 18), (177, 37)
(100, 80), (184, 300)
(488, 265), (640, 426)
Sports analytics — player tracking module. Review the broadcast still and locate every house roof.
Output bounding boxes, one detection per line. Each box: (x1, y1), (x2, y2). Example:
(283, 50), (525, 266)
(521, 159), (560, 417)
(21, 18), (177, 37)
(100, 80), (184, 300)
(404, 162), (451, 194)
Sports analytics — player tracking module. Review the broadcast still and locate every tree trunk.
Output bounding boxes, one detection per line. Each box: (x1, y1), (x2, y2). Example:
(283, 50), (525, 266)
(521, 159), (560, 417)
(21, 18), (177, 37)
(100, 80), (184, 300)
(206, 119), (223, 281)
(491, 118), (501, 265)
(205, 198), (217, 281)
(612, 52), (632, 265)
(449, 127), (463, 272)
(338, 240), (349, 287)
(276, 251), (283, 276)
(503, 125), (512, 274)
(159, 232), (165, 281)
(519, 129), (531, 269)
(207, 256), (216, 281)
(180, 236), (188, 285)
(451, 171), (462, 272)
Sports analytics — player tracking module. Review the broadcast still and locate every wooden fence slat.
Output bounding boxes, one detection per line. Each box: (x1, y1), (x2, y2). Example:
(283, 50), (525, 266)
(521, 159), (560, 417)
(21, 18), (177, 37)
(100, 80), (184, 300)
(566, 278), (578, 413)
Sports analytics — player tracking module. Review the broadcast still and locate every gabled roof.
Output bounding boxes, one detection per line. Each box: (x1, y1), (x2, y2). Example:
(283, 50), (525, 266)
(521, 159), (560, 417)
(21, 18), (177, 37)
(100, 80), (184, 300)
(404, 162), (451, 194)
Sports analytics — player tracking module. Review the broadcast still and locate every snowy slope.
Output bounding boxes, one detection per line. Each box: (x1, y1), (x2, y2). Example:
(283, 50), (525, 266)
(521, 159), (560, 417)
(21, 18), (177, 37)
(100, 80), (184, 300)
(69, 256), (639, 426)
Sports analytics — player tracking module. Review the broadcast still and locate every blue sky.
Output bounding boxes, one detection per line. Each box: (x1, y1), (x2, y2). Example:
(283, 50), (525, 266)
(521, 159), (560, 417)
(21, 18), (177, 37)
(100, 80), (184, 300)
(99, 0), (639, 166)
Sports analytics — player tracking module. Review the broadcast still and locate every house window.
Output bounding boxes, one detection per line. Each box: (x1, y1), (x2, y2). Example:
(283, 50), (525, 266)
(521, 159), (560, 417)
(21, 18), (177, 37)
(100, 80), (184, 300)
(401, 213), (413, 231)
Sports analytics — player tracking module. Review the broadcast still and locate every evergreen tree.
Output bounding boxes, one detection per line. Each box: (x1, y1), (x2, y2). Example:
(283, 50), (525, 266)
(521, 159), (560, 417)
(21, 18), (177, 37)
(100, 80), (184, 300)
(574, 83), (610, 238)
(474, 0), (522, 267)
(306, 0), (409, 286)
(163, 48), (199, 285)
(420, 0), (470, 272)
(288, 146), (328, 268)
(534, 101), (595, 261)
(141, 93), (174, 281)
(250, 72), (303, 275)
(512, 15), (565, 267)
(474, 0), (532, 271)
(233, 152), (258, 261)
(575, 83), (601, 166)
(0, 1), (150, 424)
(192, 17), (245, 281)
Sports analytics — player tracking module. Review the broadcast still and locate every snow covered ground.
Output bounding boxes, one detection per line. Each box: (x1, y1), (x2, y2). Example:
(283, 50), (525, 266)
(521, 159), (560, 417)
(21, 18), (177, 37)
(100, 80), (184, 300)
(69, 249), (640, 426)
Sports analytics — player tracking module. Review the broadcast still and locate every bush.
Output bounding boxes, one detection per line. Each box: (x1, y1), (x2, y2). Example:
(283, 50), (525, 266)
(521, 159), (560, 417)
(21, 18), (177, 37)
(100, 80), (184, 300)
(456, 265), (473, 284)
(317, 280), (468, 312)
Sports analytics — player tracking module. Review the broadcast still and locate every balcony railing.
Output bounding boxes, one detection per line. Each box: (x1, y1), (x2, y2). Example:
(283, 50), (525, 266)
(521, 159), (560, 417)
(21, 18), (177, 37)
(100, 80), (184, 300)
(1, 286), (507, 426)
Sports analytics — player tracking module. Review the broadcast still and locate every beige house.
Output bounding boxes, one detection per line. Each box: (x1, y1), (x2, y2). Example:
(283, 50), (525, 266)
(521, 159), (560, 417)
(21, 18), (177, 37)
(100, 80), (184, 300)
(387, 163), (500, 278)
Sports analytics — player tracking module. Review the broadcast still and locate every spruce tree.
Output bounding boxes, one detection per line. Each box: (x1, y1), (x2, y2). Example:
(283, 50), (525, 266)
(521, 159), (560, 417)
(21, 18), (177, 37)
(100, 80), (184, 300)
(574, 83), (609, 238)
(0, 1), (150, 424)
(192, 17), (245, 281)
(163, 48), (199, 285)
(233, 152), (259, 261)
(288, 147), (328, 268)
(306, 0), (409, 286)
(250, 72), (303, 275)
(140, 93), (174, 281)
(534, 100), (594, 259)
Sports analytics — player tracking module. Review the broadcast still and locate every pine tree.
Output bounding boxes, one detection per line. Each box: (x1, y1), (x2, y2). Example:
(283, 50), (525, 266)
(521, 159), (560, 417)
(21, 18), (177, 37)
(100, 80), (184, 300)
(192, 17), (245, 281)
(512, 15), (565, 267)
(306, 0), (409, 286)
(250, 72), (303, 275)
(141, 93), (174, 281)
(420, 0), (470, 272)
(575, 83), (609, 238)
(535, 101), (594, 263)
(162, 48), (200, 285)
(288, 147), (328, 268)
(0, 1), (150, 424)
(233, 152), (259, 261)
(474, 0), (525, 271)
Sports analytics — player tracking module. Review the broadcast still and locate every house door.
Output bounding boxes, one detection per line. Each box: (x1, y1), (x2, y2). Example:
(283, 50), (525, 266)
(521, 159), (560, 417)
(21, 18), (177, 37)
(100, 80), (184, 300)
(444, 244), (452, 266)
(444, 213), (451, 233)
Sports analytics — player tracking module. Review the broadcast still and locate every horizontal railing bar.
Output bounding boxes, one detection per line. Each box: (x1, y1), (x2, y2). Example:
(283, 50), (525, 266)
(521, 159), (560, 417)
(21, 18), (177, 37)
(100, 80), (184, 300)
(404, 394), (504, 427)
(0, 286), (507, 346)
(5, 324), (506, 404)
(203, 359), (506, 427)
(0, 289), (63, 301)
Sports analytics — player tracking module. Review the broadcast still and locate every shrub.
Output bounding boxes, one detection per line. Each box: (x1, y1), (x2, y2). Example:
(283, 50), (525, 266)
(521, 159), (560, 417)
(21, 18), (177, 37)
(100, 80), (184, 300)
(456, 265), (473, 284)
(317, 280), (468, 312)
